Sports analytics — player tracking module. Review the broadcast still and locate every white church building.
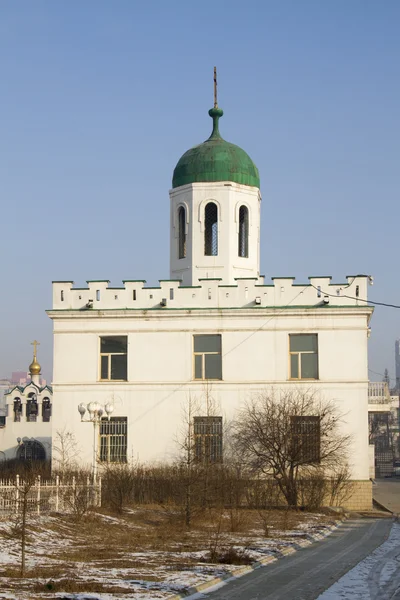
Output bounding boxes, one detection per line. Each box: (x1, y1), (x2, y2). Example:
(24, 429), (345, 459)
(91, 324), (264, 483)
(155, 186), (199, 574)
(47, 99), (374, 509)
(0, 343), (52, 462)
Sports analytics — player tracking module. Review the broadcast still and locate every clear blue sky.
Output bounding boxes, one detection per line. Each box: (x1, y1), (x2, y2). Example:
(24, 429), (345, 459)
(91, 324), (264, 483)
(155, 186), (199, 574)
(1, 1), (399, 384)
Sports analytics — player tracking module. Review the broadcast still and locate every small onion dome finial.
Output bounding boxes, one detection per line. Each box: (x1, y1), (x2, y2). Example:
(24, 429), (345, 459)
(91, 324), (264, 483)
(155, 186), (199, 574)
(29, 339), (41, 375)
(29, 356), (41, 375)
(208, 106), (224, 141)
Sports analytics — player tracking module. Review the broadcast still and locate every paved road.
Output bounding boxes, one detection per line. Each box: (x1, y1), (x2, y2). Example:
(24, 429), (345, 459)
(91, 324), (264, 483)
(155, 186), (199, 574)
(202, 518), (392, 600)
(373, 479), (400, 514)
(318, 522), (400, 599)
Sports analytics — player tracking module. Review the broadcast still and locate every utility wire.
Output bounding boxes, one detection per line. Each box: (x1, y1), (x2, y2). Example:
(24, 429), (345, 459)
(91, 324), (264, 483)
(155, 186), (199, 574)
(132, 285), (309, 424)
(309, 284), (400, 309)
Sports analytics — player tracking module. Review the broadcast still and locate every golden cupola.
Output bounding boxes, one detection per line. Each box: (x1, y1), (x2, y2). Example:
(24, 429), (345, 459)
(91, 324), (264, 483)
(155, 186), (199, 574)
(29, 340), (41, 376)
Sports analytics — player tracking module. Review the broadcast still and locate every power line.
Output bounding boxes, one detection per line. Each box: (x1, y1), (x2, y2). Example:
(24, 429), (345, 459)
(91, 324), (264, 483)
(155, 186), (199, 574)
(310, 284), (400, 309)
(132, 285), (309, 424)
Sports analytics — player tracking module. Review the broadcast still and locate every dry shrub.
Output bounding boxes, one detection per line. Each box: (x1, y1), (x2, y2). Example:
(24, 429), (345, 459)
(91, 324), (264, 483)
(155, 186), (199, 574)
(298, 471), (327, 510)
(101, 463), (136, 513)
(204, 545), (253, 565)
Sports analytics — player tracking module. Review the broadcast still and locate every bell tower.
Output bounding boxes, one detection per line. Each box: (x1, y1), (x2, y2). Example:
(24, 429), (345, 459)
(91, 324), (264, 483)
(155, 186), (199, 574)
(169, 71), (261, 286)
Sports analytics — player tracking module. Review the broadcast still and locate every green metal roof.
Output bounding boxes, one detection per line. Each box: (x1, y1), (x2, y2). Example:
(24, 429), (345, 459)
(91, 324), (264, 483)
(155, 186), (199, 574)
(172, 107), (260, 189)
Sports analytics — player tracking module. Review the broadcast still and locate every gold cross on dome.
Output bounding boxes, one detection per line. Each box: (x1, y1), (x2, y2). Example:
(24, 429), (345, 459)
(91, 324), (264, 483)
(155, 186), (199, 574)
(31, 340), (40, 358)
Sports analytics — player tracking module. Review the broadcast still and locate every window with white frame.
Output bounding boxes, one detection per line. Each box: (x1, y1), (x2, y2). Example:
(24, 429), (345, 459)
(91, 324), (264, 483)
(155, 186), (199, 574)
(100, 336), (127, 381)
(291, 416), (321, 464)
(194, 416), (223, 463)
(289, 334), (318, 380)
(99, 417), (127, 462)
(193, 335), (222, 380)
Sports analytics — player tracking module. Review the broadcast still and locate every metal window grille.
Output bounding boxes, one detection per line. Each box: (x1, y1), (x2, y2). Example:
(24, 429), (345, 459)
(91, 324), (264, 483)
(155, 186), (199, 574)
(194, 416), (223, 463)
(291, 416), (321, 464)
(289, 334), (319, 380)
(100, 336), (128, 381)
(178, 206), (186, 259)
(99, 417), (127, 463)
(238, 205), (249, 258)
(204, 203), (218, 256)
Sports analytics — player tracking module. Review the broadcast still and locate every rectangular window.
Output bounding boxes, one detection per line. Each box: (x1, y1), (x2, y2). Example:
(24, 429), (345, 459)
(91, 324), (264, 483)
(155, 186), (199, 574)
(193, 335), (222, 380)
(194, 416), (223, 463)
(99, 417), (127, 463)
(289, 334), (318, 379)
(291, 416), (321, 464)
(100, 336), (127, 381)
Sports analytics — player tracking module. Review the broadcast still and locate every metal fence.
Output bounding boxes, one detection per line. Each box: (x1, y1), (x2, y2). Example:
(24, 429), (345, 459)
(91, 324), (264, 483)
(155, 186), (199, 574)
(0, 475), (101, 515)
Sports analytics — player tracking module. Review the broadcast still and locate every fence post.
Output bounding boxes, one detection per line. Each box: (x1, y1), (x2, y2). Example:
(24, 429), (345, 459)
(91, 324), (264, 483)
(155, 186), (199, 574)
(55, 475), (59, 512)
(15, 474), (19, 515)
(36, 475), (41, 515)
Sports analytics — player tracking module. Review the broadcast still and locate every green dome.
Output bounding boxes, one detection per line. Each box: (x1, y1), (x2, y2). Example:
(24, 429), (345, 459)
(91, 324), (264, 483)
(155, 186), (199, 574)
(172, 107), (260, 189)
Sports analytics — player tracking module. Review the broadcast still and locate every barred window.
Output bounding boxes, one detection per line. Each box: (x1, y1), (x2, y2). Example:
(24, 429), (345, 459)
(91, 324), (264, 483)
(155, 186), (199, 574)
(178, 206), (186, 259)
(194, 416), (223, 463)
(100, 417), (127, 463)
(238, 205), (249, 258)
(42, 397), (51, 422)
(13, 398), (22, 422)
(289, 334), (318, 380)
(100, 336), (127, 381)
(291, 416), (320, 464)
(193, 335), (222, 380)
(204, 202), (218, 256)
(26, 393), (38, 422)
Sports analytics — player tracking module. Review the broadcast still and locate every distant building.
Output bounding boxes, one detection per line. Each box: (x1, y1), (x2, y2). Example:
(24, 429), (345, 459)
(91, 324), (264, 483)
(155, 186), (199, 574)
(11, 371), (28, 386)
(395, 339), (400, 390)
(0, 380), (11, 417)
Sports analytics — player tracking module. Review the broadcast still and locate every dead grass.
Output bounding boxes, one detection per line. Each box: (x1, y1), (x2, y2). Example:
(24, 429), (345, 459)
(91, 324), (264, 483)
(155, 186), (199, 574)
(0, 505), (336, 598)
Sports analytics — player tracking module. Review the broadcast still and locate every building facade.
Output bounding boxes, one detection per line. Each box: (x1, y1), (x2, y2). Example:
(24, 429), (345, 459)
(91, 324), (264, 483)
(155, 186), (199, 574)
(48, 102), (374, 509)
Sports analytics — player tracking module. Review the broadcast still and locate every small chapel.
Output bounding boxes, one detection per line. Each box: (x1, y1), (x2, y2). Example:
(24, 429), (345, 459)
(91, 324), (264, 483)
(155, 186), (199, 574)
(0, 342), (52, 462)
(47, 76), (374, 509)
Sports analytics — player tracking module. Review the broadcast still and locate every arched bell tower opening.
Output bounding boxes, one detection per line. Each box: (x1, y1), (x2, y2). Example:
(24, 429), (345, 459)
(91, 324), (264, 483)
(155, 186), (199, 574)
(204, 202), (218, 256)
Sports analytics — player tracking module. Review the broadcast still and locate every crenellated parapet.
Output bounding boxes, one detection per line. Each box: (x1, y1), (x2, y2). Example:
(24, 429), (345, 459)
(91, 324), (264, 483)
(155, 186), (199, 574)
(50, 274), (371, 312)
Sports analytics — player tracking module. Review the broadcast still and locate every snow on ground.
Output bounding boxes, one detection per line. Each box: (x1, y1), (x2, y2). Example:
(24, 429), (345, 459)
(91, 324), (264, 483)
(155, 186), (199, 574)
(0, 509), (339, 599)
(317, 522), (400, 600)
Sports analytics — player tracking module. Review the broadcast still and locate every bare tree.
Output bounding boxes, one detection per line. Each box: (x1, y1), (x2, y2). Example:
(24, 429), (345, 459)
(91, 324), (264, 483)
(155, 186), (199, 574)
(233, 389), (351, 508)
(175, 385), (223, 526)
(52, 428), (80, 473)
(5, 464), (43, 576)
(175, 391), (201, 527)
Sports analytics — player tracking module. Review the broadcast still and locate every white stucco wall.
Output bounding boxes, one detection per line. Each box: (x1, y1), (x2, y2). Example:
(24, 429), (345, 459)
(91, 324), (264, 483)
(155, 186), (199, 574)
(169, 182), (261, 285)
(48, 296), (372, 480)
